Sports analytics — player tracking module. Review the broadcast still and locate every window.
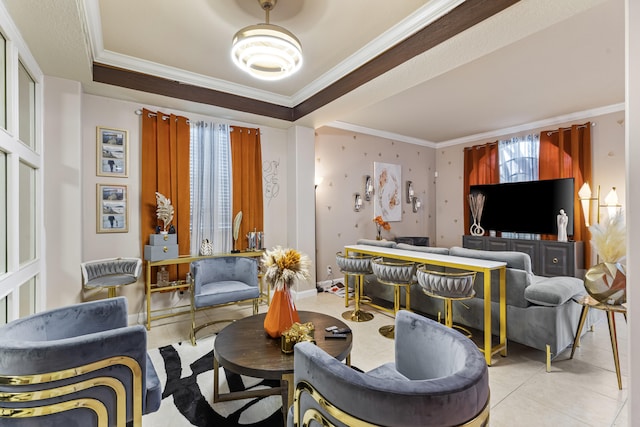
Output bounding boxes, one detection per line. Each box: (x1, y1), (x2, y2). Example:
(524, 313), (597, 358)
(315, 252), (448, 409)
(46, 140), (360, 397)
(19, 277), (36, 317)
(498, 134), (540, 239)
(19, 161), (35, 264)
(18, 61), (35, 148)
(0, 34), (6, 129)
(498, 134), (540, 183)
(0, 150), (5, 273)
(0, 19), (43, 321)
(189, 122), (232, 254)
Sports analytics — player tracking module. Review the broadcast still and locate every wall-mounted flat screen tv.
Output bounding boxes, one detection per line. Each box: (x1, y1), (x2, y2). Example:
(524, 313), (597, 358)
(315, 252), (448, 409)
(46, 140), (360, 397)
(470, 178), (574, 236)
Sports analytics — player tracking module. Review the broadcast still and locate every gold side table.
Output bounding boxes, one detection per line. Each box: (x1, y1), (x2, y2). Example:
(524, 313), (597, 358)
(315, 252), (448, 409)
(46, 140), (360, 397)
(570, 294), (627, 389)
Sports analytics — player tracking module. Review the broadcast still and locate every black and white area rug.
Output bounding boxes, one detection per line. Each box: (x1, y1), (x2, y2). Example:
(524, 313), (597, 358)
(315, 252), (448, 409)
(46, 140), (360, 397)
(145, 336), (284, 426)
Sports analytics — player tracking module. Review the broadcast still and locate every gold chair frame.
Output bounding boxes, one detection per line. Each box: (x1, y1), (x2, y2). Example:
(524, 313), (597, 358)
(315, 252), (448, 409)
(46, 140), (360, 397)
(417, 266), (477, 337)
(0, 355), (144, 427)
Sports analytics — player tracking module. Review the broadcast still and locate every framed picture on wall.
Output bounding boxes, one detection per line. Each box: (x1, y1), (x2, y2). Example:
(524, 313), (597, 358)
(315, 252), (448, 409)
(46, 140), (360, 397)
(96, 126), (128, 177)
(97, 184), (128, 233)
(373, 162), (402, 222)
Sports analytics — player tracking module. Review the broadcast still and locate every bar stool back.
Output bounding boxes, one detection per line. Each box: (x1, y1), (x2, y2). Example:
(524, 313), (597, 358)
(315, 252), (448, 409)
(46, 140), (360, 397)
(336, 252), (374, 322)
(370, 257), (416, 338)
(416, 265), (476, 337)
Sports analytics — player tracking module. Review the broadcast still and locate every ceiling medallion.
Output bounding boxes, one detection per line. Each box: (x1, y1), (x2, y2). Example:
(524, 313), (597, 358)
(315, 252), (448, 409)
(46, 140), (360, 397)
(231, 0), (303, 81)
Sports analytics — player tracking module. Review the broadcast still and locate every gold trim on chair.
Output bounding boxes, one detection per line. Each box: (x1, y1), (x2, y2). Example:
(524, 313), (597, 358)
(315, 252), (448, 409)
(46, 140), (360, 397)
(1, 398), (109, 427)
(293, 380), (490, 427)
(0, 355), (144, 427)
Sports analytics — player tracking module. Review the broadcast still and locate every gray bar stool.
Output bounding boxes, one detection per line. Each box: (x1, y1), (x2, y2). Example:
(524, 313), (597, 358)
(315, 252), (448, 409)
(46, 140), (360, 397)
(336, 252), (374, 322)
(370, 257), (416, 339)
(416, 265), (476, 337)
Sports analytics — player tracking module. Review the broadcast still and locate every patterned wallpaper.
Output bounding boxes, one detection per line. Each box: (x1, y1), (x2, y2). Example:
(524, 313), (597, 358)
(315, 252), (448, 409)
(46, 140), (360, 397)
(314, 126), (435, 282)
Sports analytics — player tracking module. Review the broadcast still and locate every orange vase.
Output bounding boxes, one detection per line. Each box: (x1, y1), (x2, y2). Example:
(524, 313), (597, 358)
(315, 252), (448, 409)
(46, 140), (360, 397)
(264, 287), (300, 338)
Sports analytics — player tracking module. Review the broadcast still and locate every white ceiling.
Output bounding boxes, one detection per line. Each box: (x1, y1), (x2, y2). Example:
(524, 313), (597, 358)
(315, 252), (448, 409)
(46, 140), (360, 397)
(3, 0), (624, 145)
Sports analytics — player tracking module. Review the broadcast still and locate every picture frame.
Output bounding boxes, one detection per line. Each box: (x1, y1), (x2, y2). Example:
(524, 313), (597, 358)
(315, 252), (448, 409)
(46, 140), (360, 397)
(373, 162), (402, 222)
(97, 184), (128, 233)
(97, 126), (128, 177)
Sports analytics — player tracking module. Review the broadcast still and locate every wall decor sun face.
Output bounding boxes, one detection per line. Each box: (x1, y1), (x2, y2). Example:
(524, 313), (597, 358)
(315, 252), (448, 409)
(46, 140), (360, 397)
(373, 162), (401, 222)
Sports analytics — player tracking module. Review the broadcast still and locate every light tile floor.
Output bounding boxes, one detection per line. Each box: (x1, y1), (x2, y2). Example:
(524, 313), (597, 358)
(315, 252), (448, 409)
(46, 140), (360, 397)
(146, 292), (629, 426)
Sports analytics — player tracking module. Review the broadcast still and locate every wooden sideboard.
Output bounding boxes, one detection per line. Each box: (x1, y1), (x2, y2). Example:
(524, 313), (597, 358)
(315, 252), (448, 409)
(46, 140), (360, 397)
(462, 236), (584, 278)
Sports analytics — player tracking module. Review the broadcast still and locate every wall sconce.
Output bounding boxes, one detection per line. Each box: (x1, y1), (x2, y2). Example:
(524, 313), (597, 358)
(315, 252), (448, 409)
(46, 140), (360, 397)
(412, 197), (422, 213)
(406, 181), (414, 203)
(364, 175), (373, 201)
(354, 193), (363, 212)
(578, 183), (622, 226)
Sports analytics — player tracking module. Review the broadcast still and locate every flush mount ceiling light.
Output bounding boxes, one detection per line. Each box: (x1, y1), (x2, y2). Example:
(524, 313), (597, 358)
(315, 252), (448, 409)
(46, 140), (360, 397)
(231, 0), (303, 81)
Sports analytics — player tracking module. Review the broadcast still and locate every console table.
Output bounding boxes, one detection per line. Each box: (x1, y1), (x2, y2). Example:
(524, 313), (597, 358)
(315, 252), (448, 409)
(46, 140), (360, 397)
(144, 251), (265, 330)
(344, 244), (507, 366)
(462, 235), (584, 278)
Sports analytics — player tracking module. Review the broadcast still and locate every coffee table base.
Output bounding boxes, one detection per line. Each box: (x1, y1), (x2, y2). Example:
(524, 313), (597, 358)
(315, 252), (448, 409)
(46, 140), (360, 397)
(213, 357), (294, 421)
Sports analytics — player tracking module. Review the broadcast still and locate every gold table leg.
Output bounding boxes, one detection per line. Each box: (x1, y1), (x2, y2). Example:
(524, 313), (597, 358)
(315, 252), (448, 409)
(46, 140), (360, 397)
(570, 305), (590, 359)
(607, 311), (622, 390)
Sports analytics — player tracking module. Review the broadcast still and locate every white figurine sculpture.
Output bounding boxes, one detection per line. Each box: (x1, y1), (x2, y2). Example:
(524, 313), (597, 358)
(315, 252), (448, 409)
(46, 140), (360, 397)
(557, 209), (568, 242)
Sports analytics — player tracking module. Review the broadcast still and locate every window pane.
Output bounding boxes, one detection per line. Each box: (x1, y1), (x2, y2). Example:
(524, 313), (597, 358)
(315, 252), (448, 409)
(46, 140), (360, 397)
(18, 61), (35, 148)
(19, 277), (36, 317)
(19, 161), (35, 264)
(0, 151), (5, 273)
(0, 34), (6, 129)
(0, 295), (6, 325)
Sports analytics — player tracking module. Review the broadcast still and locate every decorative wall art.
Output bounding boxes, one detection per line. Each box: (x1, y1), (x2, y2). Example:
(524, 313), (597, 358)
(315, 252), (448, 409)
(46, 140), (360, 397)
(97, 126), (128, 177)
(97, 184), (128, 233)
(373, 162), (401, 222)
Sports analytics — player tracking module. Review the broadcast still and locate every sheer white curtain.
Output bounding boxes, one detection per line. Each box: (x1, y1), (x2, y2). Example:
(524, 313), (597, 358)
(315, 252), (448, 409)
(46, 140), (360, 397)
(499, 133), (540, 239)
(190, 122), (232, 254)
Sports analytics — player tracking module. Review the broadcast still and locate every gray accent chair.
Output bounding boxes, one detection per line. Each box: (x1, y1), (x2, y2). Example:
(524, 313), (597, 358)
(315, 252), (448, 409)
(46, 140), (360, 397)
(0, 297), (161, 427)
(81, 257), (142, 298)
(288, 310), (489, 427)
(190, 256), (260, 345)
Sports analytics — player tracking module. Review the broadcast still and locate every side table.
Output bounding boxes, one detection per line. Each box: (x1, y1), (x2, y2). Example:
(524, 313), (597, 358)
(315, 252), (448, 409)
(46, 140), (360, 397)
(570, 294), (627, 389)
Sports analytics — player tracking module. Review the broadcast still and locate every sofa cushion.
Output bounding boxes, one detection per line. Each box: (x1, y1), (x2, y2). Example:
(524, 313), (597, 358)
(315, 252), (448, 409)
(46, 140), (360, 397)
(449, 246), (533, 274)
(396, 243), (449, 255)
(356, 239), (397, 248)
(524, 276), (586, 306)
(394, 236), (429, 246)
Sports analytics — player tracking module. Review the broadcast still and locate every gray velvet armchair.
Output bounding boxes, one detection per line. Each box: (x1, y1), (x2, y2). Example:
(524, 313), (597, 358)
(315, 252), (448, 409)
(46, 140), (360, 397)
(288, 310), (490, 427)
(190, 256), (260, 345)
(0, 297), (161, 427)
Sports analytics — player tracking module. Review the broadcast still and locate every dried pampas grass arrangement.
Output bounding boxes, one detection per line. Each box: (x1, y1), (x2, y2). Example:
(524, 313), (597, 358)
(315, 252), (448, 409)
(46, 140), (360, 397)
(590, 212), (626, 263)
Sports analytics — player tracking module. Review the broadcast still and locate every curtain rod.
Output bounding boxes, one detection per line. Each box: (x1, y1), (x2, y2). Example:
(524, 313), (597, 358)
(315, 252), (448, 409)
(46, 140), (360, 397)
(545, 122), (595, 136)
(135, 109), (191, 123)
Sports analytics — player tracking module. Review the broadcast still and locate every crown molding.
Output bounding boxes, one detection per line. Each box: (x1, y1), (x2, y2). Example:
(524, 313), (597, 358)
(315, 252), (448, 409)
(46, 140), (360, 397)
(437, 103), (626, 148)
(328, 103), (625, 148)
(290, 0), (465, 105)
(327, 121), (437, 148)
(83, 0), (464, 109)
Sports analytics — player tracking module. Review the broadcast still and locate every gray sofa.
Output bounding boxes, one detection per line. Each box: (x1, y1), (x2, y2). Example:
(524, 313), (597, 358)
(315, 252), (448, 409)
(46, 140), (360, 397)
(354, 239), (599, 359)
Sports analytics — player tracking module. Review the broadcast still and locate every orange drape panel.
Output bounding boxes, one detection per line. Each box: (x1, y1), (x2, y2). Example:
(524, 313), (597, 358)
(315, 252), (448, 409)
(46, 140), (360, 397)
(463, 142), (499, 234)
(230, 126), (264, 251)
(539, 122), (592, 266)
(141, 108), (191, 279)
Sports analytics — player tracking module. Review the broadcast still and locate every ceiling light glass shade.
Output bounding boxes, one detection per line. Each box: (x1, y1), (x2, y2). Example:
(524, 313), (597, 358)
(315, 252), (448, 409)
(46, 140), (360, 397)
(231, 23), (303, 81)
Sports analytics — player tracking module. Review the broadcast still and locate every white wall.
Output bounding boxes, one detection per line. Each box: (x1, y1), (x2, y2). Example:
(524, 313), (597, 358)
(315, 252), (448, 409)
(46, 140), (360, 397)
(626, 0), (639, 420)
(43, 76), (83, 309)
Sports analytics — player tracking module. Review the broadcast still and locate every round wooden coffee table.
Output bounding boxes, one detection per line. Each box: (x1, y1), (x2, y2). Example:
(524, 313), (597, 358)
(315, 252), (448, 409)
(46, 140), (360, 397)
(213, 311), (352, 424)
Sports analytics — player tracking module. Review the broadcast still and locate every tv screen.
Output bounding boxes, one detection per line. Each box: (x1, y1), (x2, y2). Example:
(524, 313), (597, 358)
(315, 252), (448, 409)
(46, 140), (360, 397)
(470, 178), (574, 235)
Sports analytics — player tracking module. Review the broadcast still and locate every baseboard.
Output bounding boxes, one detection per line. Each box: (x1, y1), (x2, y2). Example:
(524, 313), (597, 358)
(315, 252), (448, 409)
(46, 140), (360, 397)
(292, 288), (318, 300)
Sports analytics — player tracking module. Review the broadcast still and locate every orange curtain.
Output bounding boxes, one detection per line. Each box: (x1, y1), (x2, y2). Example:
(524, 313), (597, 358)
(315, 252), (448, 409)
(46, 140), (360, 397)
(141, 108), (191, 279)
(230, 126), (264, 251)
(463, 142), (499, 235)
(539, 122), (592, 266)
